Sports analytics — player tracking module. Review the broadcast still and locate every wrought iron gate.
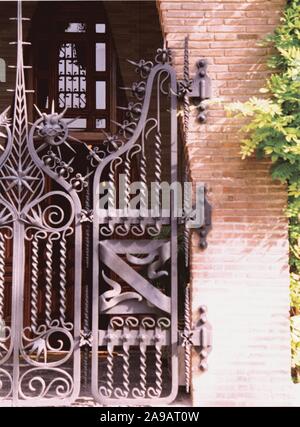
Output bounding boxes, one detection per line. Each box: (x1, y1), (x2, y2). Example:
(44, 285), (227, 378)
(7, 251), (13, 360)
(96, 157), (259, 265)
(0, 2), (212, 406)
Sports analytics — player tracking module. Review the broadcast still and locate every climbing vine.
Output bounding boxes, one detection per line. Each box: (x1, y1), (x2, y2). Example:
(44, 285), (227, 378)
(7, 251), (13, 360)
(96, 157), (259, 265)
(226, 0), (300, 380)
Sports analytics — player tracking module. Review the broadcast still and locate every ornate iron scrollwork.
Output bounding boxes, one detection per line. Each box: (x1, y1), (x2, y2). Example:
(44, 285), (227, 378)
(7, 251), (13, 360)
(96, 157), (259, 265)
(0, 1), (86, 406)
(0, 0), (212, 406)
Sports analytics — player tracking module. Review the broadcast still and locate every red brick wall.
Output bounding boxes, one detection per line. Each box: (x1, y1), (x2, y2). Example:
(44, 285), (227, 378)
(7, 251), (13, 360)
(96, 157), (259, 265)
(158, 0), (300, 406)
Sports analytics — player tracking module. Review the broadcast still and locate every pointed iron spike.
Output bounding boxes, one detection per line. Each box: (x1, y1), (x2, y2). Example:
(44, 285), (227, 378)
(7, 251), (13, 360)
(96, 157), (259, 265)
(63, 141), (76, 154)
(58, 106), (68, 119)
(34, 104), (43, 118)
(65, 116), (79, 125)
(126, 59), (139, 67)
(51, 100), (55, 114)
(0, 132), (7, 139)
(66, 157), (75, 167)
(110, 119), (123, 128)
(56, 145), (62, 160)
(99, 129), (110, 139)
(9, 41), (31, 45)
(9, 65), (31, 69)
(36, 142), (48, 153)
(84, 170), (94, 180)
(68, 135), (83, 144)
(1, 106), (11, 117)
(116, 106), (128, 111)
(9, 17), (31, 21)
(119, 86), (131, 92)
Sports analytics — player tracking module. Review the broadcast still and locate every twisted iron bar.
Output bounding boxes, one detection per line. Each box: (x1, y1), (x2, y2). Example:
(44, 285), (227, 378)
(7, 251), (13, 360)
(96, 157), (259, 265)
(108, 167), (116, 213)
(45, 234), (53, 328)
(184, 284), (192, 393)
(154, 130), (162, 216)
(184, 167), (191, 268)
(133, 318), (154, 398)
(106, 341), (114, 397)
(0, 233), (5, 321)
(153, 337), (163, 397)
(140, 150), (147, 214)
(139, 337), (147, 397)
(59, 231), (67, 326)
(83, 167), (91, 390)
(122, 324), (131, 398)
(183, 36), (190, 136)
(30, 233), (39, 333)
(84, 167), (91, 270)
(124, 154), (131, 210)
(100, 317), (124, 398)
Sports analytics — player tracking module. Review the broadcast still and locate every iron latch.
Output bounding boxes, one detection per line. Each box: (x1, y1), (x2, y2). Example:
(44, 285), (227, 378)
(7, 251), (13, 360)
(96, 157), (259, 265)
(179, 305), (212, 368)
(182, 183), (212, 253)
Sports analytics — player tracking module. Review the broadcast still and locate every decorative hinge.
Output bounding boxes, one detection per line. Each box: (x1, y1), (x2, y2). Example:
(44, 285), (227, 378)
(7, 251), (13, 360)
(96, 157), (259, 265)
(196, 185), (212, 250)
(179, 286), (212, 392)
(182, 183), (212, 259)
(190, 306), (213, 371)
(187, 59), (212, 123)
(178, 36), (211, 133)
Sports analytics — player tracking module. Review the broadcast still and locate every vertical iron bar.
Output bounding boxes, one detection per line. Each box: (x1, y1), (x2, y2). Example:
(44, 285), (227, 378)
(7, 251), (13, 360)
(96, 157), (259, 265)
(184, 284), (192, 393)
(59, 231), (67, 326)
(170, 58), (179, 402)
(12, 221), (25, 406)
(0, 232), (5, 322)
(83, 166), (91, 392)
(45, 234), (53, 328)
(122, 324), (130, 398)
(12, 2), (27, 405)
(183, 36), (190, 136)
(30, 233), (39, 333)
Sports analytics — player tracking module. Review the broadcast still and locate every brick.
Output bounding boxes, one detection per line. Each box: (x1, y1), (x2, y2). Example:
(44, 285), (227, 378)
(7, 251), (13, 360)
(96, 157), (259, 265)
(208, 25), (247, 32)
(159, 0), (293, 409)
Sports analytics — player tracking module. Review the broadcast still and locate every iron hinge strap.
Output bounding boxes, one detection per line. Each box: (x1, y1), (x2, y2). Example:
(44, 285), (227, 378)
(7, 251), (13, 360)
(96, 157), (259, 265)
(178, 306), (212, 372)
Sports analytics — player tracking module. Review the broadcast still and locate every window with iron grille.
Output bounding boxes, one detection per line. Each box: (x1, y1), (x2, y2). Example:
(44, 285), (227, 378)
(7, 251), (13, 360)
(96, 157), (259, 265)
(32, 2), (116, 135)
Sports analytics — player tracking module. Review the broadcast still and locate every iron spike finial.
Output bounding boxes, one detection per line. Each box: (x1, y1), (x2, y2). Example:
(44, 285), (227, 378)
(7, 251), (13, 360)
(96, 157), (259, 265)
(58, 106), (68, 120)
(33, 104), (43, 118)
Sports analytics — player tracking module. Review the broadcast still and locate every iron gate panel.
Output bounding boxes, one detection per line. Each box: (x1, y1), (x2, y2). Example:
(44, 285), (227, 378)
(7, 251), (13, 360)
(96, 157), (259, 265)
(0, 1), (213, 407)
(91, 54), (179, 404)
(0, 2), (83, 406)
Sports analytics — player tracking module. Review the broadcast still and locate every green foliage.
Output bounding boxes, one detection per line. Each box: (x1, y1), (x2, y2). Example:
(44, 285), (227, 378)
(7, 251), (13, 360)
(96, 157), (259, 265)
(226, 0), (300, 380)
